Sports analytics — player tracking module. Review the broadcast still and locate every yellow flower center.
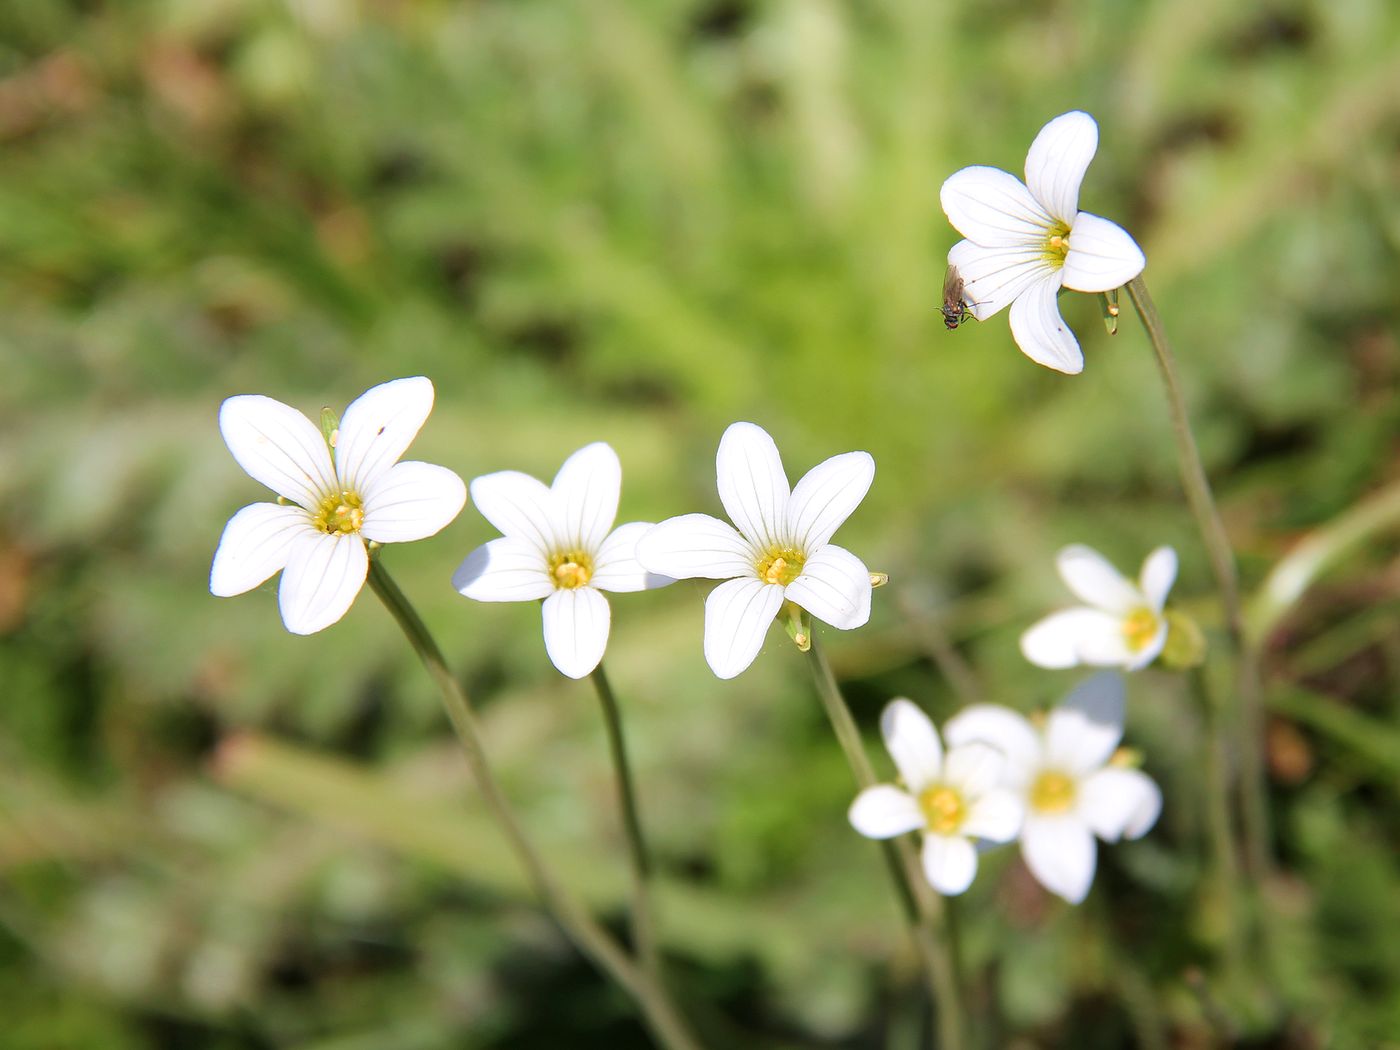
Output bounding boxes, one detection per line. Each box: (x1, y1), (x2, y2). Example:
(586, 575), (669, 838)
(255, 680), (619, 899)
(549, 551), (594, 589)
(1042, 219), (1072, 267)
(918, 785), (967, 836)
(1029, 770), (1077, 814)
(1122, 606), (1161, 652)
(756, 546), (805, 587)
(313, 490), (364, 535)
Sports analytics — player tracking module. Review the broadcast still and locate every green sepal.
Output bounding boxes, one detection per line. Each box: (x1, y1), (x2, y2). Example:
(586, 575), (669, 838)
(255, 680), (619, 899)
(1100, 288), (1120, 335)
(320, 407), (340, 449)
(781, 602), (811, 652)
(1159, 608), (1207, 669)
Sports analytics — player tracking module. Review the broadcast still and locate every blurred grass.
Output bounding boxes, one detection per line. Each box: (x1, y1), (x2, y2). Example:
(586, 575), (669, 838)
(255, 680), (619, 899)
(0, 0), (1398, 1046)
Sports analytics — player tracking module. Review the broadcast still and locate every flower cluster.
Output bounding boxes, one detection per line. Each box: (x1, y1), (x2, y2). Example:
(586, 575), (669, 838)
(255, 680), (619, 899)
(210, 109), (1178, 916)
(851, 674), (1160, 902)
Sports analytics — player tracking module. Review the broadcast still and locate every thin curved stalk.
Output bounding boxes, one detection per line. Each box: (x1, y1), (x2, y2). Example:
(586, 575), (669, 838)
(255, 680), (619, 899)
(807, 636), (966, 1050)
(367, 559), (702, 1050)
(590, 664), (664, 981)
(1125, 276), (1272, 882)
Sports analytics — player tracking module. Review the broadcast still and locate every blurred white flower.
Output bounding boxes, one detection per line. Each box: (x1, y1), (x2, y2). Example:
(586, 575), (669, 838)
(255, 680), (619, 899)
(944, 673), (1161, 904)
(849, 699), (1023, 896)
(453, 442), (669, 679)
(211, 377), (466, 635)
(1021, 545), (1178, 671)
(635, 422), (874, 680)
(940, 110), (1146, 374)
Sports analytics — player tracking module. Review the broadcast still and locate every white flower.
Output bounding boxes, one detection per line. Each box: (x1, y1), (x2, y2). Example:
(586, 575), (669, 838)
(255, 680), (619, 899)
(944, 673), (1161, 904)
(452, 442), (669, 679)
(849, 699), (1023, 896)
(211, 377), (467, 635)
(1021, 544), (1178, 671)
(940, 110), (1146, 374)
(634, 422), (874, 680)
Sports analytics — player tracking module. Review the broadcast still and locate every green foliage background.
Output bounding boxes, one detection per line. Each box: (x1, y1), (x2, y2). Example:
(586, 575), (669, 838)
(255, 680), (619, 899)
(1, 0), (1398, 1046)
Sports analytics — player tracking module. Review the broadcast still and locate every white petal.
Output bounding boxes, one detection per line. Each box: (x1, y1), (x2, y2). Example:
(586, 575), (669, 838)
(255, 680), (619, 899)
(541, 587), (611, 679)
(1021, 815), (1097, 904)
(1078, 767), (1161, 842)
(591, 521), (672, 593)
(1139, 546), (1178, 612)
(1061, 213), (1146, 293)
(210, 503), (312, 597)
(944, 705), (1043, 776)
(469, 471), (559, 554)
(334, 377), (435, 492)
(1121, 774), (1163, 839)
(1020, 608), (1124, 669)
(361, 461), (466, 543)
(1023, 110), (1098, 224)
(940, 165), (1054, 248)
(219, 394), (336, 510)
(1008, 273), (1083, 374)
(921, 833), (978, 896)
(784, 544), (872, 630)
(551, 442), (621, 553)
(1056, 545), (1142, 613)
(962, 789), (1024, 844)
(453, 538), (553, 602)
(944, 741), (1005, 799)
(848, 785), (925, 839)
(1078, 628), (1136, 667)
(947, 238), (1055, 321)
(635, 514), (755, 580)
(702, 577), (785, 680)
(715, 422), (790, 548)
(880, 698), (943, 792)
(1045, 672), (1125, 775)
(785, 451), (875, 552)
(277, 532), (369, 635)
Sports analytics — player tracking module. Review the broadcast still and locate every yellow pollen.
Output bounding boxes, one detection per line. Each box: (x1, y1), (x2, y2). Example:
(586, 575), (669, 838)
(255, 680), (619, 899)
(1122, 606), (1160, 652)
(313, 490), (364, 535)
(1042, 221), (1072, 266)
(548, 551), (594, 589)
(1030, 770), (1076, 814)
(756, 547), (805, 587)
(918, 785), (967, 836)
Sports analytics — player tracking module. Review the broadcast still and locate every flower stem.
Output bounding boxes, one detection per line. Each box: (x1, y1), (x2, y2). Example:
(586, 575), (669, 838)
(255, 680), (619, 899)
(366, 558), (702, 1050)
(806, 636), (965, 1050)
(589, 664), (664, 982)
(1125, 276), (1272, 882)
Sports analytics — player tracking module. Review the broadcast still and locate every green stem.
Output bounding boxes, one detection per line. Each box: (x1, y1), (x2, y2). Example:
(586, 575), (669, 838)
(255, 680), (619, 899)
(807, 636), (966, 1050)
(1126, 275), (1272, 883)
(590, 664), (664, 981)
(1191, 669), (1248, 994)
(367, 558), (702, 1050)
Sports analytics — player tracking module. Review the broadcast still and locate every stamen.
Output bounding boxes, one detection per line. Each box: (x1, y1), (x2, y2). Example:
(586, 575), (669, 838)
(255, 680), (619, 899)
(1029, 770), (1076, 814)
(1121, 607), (1160, 652)
(1041, 220), (1073, 266)
(548, 551), (594, 589)
(918, 785), (967, 835)
(313, 490), (365, 535)
(756, 547), (805, 587)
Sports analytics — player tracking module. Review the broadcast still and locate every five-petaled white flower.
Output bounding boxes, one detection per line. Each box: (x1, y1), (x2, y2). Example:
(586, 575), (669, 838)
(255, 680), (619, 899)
(211, 377), (467, 635)
(1021, 544), (1178, 671)
(452, 442), (669, 679)
(634, 422), (875, 680)
(940, 110), (1146, 374)
(849, 699), (1024, 896)
(945, 673), (1161, 904)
